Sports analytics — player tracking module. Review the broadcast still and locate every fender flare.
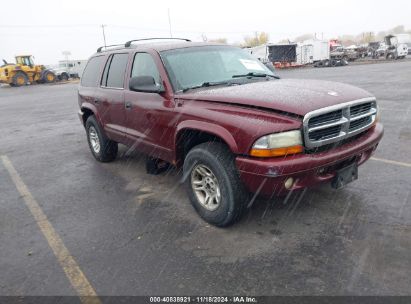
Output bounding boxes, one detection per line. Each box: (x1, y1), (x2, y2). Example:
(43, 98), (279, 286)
(175, 120), (239, 154)
(80, 103), (103, 126)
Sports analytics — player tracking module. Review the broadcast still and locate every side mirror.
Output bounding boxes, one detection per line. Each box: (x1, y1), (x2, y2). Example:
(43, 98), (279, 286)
(129, 76), (165, 93)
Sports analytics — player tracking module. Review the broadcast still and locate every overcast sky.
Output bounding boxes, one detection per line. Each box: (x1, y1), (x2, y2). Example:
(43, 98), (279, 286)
(1, 0), (410, 64)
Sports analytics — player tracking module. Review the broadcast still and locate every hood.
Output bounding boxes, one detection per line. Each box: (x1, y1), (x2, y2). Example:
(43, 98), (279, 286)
(178, 79), (374, 116)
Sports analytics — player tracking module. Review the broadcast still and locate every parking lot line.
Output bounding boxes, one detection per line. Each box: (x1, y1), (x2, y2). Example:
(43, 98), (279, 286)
(1, 155), (101, 304)
(370, 157), (411, 168)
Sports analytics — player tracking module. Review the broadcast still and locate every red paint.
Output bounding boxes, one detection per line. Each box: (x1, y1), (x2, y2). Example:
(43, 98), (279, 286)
(78, 42), (384, 196)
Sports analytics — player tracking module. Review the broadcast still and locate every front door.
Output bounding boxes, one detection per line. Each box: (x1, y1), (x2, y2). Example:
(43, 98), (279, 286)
(124, 52), (175, 162)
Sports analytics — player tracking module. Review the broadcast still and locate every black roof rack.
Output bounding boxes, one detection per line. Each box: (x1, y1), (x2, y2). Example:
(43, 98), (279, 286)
(125, 38), (191, 48)
(97, 44), (124, 53)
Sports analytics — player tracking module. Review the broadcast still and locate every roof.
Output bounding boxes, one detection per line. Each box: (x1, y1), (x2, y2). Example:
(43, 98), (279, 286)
(93, 40), (228, 56)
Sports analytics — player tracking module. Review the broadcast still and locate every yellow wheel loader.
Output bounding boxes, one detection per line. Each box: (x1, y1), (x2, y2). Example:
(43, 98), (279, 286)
(0, 55), (56, 87)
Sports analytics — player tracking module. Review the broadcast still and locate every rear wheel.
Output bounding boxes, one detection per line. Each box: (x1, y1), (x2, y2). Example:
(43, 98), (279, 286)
(183, 142), (249, 227)
(12, 72), (28, 87)
(85, 116), (118, 162)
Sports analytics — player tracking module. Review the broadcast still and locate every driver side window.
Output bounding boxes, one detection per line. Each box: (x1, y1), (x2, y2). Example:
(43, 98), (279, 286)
(131, 53), (161, 85)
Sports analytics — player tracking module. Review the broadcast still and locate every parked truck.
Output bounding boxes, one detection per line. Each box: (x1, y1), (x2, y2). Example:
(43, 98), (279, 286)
(297, 39), (330, 66)
(330, 46), (359, 62)
(58, 59), (87, 78)
(384, 34), (409, 59)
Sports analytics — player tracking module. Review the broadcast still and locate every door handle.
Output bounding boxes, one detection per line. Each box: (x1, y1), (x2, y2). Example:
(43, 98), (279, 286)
(125, 102), (132, 109)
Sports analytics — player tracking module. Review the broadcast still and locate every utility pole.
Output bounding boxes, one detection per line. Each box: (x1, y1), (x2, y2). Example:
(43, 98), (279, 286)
(167, 9), (172, 38)
(101, 24), (107, 47)
(62, 51), (71, 70)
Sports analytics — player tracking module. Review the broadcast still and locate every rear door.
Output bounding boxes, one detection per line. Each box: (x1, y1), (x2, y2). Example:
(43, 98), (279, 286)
(124, 52), (175, 162)
(78, 55), (106, 120)
(94, 52), (130, 143)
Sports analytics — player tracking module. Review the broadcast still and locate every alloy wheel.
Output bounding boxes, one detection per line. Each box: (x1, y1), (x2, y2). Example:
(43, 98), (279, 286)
(191, 164), (221, 211)
(88, 126), (101, 154)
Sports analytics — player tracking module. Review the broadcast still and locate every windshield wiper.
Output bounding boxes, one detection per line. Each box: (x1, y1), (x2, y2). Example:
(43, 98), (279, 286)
(181, 81), (231, 92)
(232, 72), (280, 79)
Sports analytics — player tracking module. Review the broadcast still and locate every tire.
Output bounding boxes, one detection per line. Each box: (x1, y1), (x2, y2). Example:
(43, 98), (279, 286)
(60, 73), (69, 81)
(323, 59), (330, 67)
(342, 56), (349, 62)
(330, 59), (337, 67)
(85, 115), (118, 162)
(183, 142), (249, 227)
(12, 71), (28, 87)
(43, 70), (56, 83)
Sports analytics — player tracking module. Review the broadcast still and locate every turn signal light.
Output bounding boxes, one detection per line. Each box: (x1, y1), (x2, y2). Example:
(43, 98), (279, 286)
(250, 145), (303, 157)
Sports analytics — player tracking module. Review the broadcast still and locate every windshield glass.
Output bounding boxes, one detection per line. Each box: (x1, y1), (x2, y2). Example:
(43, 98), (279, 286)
(161, 45), (274, 92)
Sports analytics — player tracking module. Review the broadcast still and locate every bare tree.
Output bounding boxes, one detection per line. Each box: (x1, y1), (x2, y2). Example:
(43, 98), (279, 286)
(243, 32), (269, 47)
(294, 33), (315, 42)
(209, 38), (228, 44)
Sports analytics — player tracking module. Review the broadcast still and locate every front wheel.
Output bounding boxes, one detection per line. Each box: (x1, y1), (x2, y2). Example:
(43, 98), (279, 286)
(85, 116), (118, 162)
(43, 71), (56, 83)
(59, 73), (69, 81)
(183, 142), (249, 227)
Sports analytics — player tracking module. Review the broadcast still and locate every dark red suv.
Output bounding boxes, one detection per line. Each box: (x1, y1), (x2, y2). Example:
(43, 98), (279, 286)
(78, 38), (383, 226)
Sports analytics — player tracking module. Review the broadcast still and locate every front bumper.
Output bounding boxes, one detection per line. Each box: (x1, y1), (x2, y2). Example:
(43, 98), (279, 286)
(236, 123), (384, 196)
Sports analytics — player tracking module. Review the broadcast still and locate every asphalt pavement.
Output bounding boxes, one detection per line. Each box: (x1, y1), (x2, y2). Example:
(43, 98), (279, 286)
(0, 60), (410, 297)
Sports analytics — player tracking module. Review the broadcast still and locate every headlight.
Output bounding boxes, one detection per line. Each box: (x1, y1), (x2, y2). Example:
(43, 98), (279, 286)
(250, 130), (303, 157)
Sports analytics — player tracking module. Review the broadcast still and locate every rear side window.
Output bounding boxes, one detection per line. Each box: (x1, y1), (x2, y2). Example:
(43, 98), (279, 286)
(102, 53), (129, 88)
(81, 56), (105, 87)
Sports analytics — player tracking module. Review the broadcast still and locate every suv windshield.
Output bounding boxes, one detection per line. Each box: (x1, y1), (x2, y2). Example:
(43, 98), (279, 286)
(161, 45), (274, 92)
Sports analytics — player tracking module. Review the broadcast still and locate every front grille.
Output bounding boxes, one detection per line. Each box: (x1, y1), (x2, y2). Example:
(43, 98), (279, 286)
(305, 130), (370, 154)
(303, 98), (377, 149)
(349, 116), (372, 131)
(350, 103), (371, 116)
(309, 125), (341, 141)
(308, 109), (343, 128)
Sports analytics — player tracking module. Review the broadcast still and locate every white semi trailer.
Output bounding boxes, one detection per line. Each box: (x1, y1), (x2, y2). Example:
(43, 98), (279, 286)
(297, 39), (330, 65)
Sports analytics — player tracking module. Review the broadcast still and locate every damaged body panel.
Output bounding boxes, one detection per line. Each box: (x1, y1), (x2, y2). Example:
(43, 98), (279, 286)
(78, 40), (384, 226)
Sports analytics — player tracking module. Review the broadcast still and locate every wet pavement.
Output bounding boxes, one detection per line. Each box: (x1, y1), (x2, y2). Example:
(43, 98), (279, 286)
(1, 60), (410, 296)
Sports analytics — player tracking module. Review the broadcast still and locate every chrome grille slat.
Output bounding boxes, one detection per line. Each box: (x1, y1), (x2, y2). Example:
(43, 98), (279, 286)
(349, 108), (377, 121)
(308, 109), (343, 128)
(308, 117), (348, 132)
(309, 125), (342, 141)
(303, 98), (377, 149)
(350, 103), (372, 116)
